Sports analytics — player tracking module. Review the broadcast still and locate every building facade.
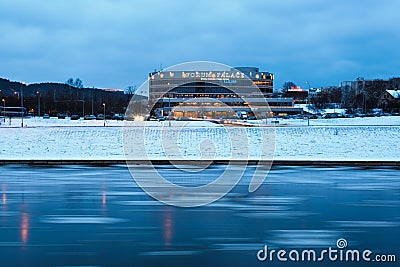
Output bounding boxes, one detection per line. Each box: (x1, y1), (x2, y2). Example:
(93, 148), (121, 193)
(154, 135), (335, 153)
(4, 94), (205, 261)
(340, 77), (400, 110)
(378, 89), (400, 112)
(149, 67), (302, 118)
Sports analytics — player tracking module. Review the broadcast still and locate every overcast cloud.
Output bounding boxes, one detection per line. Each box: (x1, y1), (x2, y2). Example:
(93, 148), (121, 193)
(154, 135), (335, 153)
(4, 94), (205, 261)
(0, 0), (399, 89)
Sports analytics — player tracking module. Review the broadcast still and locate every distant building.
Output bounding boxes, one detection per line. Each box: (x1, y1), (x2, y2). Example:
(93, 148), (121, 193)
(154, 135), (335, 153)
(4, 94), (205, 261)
(283, 86), (309, 104)
(308, 88), (320, 98)
(340, 77), (400, 110)
(148, 67), (303, 118)
(378, 89), (400, 112)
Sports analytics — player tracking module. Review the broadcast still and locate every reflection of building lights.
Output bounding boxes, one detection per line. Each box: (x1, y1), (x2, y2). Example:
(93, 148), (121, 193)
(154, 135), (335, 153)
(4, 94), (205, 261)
(21, 213), (29, 243)
(102, 193), (106, 207)
(163, 208), (173, 246)
(1, 184), (6, 205)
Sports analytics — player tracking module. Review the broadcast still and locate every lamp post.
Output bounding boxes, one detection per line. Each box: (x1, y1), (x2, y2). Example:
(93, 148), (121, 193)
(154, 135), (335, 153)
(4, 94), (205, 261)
(91, 89), (94, 115)
(168, 93), (171, 127)
(1, 98), (5, 122)
(306, 81), (311, 126)
(19, 82), (25, 127)
(102, 103), (106, 127)
(36, 91), (41, 117)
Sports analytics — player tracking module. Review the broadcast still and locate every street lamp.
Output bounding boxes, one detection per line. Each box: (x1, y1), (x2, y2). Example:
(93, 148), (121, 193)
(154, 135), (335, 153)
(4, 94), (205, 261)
(36, 91), (41, 117)
(306, 81), (311, 126)
(1, 98), (5, 122)
(168, 93), (171, 127)
(20, 82), (25, 127)
(102, 103), (106, 127)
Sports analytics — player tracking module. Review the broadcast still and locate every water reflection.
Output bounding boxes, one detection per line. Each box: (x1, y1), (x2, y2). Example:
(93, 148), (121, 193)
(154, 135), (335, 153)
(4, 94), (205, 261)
(0, 165), (398, 267)
(102, 192), (107, 207)
(163, 207), (173, 246)
(20, 212), (29, 244)
(1, 184), (6, 206)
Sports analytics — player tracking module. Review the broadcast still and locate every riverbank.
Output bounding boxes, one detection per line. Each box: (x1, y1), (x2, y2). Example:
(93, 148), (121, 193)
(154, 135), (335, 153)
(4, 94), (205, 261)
(0, 159), (399, 166)
(1, 117), (399, 161)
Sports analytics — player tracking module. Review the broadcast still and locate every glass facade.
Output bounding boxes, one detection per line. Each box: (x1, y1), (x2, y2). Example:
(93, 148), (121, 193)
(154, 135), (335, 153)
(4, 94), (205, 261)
(148, 67), (302, 118)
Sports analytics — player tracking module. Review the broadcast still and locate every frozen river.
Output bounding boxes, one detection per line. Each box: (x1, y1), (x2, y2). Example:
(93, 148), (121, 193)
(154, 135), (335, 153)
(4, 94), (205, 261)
(0, 165), (399, 266)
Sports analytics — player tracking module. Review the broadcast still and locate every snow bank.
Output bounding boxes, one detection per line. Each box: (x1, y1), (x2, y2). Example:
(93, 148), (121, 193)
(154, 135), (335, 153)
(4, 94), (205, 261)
(0, 117), (399, 161)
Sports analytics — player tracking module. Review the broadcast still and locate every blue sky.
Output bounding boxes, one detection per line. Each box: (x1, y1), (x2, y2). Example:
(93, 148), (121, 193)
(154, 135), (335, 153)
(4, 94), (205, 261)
(0, 0), (399, 90)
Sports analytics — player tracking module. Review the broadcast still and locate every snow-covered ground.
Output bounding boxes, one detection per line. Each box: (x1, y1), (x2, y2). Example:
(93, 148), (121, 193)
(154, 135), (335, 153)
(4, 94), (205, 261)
(0, 116), (219, 128)
(249, 115), (400, 126)
(0, 117), (399, 161)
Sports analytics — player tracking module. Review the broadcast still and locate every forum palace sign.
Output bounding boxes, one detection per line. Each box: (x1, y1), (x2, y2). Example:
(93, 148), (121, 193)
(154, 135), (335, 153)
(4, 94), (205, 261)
(150, 70), (247, 81)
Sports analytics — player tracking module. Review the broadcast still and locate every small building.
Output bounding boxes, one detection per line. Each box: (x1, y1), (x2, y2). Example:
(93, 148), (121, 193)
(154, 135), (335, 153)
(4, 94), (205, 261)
(283, 86), (309, 104)
(378, 89), (400, 112)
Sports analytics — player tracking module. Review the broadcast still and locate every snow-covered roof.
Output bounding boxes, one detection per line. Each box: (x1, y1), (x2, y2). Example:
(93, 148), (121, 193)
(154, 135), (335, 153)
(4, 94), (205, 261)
(99, 88), (124, 92)
(387, 90), (400, 99)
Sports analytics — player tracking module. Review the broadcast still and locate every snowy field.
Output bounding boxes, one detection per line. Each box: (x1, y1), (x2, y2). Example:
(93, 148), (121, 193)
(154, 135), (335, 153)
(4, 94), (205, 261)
(250, 115), (400, 126)
(0, 117), (399, 161)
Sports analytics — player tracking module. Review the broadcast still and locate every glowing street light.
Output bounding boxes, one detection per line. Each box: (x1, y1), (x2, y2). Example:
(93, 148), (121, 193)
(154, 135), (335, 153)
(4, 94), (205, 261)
(1, 98), (5, 122)
(36, 91), (41, 117)
(306, 81), (311, 127)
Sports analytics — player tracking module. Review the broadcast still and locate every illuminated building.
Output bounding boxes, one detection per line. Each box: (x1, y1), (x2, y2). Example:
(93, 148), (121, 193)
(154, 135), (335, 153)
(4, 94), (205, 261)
(149, 67), (302, 118)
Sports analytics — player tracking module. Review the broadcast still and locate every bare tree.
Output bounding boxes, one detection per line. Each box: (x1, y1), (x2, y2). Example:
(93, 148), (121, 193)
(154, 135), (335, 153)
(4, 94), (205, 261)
(65, 78), (83, 89)
(125, 85), (137, 95)
(282, 81), (297, 91)
(74, 78), (83, 89)
(66, 78), (74, 86)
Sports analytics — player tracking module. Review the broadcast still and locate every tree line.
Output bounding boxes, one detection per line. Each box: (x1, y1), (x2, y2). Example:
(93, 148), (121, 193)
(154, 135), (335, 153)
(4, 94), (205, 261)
(0, 78), (132, 116)
(282, 78), (400, 112)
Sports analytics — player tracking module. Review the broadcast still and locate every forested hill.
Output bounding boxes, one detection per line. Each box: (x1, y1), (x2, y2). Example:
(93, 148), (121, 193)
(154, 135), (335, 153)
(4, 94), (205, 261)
(0, 77), (132, 115)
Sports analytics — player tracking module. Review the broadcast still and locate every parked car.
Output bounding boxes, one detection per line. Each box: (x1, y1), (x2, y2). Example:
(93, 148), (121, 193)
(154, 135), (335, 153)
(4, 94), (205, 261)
(70, 114), (80, 120)
(176, 117), (191, 121)
(236, 111), (248, 120)
(84, 114), (96, 120)
(156, 116), (166, 121)
(57, 113), (66, 119)
(323, 113), (340, 119)
(43, 114), (50, 119)
(343, 114), (355, 118)
(111, 114), (124, 120)
(96, 114), (105, 120)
